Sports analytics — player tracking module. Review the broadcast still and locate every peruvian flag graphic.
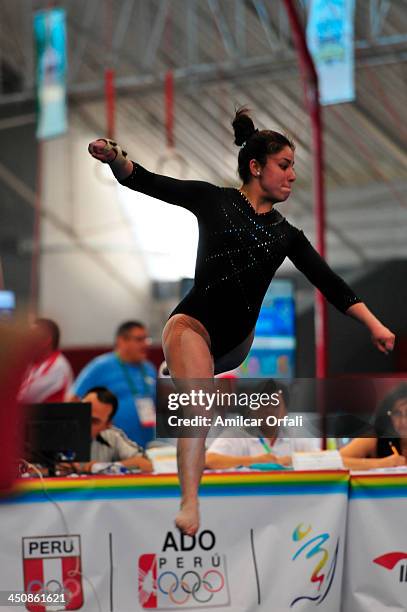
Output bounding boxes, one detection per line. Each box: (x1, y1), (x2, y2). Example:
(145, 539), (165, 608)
(138, 554), (158, 608)
(23, 536), (84, 611)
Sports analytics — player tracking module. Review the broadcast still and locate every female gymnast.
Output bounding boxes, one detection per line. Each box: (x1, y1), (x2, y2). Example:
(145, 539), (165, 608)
(88, 108), (395, 535)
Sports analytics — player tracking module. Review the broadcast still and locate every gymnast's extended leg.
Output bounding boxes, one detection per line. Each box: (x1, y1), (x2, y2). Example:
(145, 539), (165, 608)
(162, 314), (214, 536)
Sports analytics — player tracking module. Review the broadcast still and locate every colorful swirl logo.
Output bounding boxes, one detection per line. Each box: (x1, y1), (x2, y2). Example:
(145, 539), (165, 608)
(290, 523), (339, 607)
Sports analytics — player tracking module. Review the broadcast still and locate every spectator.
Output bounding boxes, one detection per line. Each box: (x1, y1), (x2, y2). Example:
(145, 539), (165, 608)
(60, 387), (153, 474)
(71, 321), (156, 447)
(340, 384), (407, 469)
(18, 318), (73, 404)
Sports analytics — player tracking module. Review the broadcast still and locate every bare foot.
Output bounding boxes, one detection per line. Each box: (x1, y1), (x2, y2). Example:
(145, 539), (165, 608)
(175, 500), (200, 536)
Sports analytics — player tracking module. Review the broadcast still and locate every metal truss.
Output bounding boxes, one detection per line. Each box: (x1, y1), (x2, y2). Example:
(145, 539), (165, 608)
(0, 0), (406, 105)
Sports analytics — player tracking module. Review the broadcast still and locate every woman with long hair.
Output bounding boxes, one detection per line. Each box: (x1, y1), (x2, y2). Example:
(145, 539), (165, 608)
(340, 384), (407, 469)
(88, 107), (395, 535)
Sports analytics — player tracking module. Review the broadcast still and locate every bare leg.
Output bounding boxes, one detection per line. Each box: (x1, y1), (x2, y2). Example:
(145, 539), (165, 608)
(162, 314), (214, 536)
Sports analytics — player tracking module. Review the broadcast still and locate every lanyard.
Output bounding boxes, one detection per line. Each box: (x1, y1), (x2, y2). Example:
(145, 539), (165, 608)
(115, 354), (149, 397)
(258, 437), (273, 453)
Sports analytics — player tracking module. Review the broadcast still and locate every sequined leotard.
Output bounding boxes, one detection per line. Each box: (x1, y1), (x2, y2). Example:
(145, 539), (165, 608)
(120, 163), (360, 367)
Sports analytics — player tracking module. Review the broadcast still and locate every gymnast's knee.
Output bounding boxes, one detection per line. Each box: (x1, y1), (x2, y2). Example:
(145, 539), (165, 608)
(162, 314), (209, 343)
(162, 314), (190, 343)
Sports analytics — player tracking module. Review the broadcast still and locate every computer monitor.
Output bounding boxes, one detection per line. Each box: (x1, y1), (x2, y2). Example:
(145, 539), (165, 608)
(237, 279), (296, 378)
(0, 290), (15, 319)
(24, 402), (91, 475)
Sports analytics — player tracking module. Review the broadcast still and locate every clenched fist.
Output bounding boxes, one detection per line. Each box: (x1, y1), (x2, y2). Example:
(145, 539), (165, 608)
(88, 139), (117, 163)
(88, 138), (132, 180)
(370, 323), (395, 355)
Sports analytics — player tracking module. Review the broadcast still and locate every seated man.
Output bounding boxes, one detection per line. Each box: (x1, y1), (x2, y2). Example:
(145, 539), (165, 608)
(62, 387), (153, 474)
(206, 385), (320, 469)
(18, 318), (73, 404)
(71, 321), (156, 447)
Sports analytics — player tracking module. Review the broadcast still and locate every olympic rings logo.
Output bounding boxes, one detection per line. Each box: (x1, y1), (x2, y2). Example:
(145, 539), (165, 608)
(26, 577), (81, 602)
(157, 570), (225, 605)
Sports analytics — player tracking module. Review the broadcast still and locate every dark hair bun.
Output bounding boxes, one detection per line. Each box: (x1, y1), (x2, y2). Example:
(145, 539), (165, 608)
(232, 106), (257, 146)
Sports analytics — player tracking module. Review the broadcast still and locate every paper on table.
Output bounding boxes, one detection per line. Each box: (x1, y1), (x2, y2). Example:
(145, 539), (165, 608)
(292, 450), (344, 471)
(351, 466), (407, 475)
(146, 445), (177, 473)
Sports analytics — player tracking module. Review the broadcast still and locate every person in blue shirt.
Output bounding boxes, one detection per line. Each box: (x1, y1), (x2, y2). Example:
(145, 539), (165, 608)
(71, 321), (157, 447)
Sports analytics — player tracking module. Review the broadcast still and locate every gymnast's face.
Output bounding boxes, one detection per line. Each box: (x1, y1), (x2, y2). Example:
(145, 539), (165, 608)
(257, 146), (296, 203)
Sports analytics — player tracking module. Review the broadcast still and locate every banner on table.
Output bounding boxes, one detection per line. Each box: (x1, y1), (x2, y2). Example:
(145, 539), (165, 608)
(34, 8), (67, 139)
(306, 0), (355, 105)
(0, 473), (347, 611)
(343, 474), (407, 611)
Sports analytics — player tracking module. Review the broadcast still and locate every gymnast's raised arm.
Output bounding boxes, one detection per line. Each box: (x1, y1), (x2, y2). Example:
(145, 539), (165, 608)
(88, 138), (218, 215)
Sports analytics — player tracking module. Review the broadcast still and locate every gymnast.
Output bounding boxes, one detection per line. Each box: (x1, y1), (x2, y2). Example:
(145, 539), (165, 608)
(88, 107), (395, 535)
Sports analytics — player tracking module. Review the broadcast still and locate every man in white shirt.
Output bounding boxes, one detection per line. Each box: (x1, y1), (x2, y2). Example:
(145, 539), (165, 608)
(206, 383), (320, 469)
(206, 429), (320, 469)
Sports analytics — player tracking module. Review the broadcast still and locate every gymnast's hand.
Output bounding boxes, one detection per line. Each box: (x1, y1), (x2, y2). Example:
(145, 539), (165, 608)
(88, 139), (132, 180)
(346, 304), (396, 356)
(370, 323), (395, 355)
(88, 139), (117, 163)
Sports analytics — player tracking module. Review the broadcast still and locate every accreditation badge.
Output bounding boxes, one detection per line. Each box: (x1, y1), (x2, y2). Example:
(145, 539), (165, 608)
(135, 397), (156, 427)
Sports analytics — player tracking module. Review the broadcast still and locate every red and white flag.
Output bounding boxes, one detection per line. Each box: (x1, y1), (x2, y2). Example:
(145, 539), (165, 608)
(23, 536), (83, 611)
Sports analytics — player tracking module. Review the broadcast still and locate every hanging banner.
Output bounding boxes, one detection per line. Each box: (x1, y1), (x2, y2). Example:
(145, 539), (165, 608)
(34, 8), (67, 139)
(306, 0), (355, 105)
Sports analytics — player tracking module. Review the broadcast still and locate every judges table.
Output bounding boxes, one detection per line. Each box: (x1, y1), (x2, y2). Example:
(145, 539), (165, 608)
(0, 471), (349, 612)
(2, 471), (406, 612)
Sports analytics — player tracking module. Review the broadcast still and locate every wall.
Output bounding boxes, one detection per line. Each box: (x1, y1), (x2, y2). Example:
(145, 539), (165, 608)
(294, 260), (407, 376)
(0, 104), (37, 303)
(38, 122), (154, 346)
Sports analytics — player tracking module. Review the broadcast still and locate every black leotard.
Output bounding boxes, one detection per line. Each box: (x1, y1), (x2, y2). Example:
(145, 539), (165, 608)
(120, 163), (360, 360)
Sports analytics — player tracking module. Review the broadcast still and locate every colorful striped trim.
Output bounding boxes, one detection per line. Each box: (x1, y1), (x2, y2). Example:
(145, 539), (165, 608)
(2, 471), (349, 504)
(350, 473), (407, 499)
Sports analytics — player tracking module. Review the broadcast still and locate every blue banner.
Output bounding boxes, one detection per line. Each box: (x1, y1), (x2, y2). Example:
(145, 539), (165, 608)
(34, 8), (67, 139)
(306, 0), (355, 105)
